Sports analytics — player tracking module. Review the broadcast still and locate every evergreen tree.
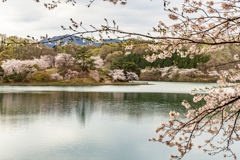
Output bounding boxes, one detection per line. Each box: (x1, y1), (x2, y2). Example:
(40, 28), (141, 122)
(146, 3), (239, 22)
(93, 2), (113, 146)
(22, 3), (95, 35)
(76, 47), (95, 73)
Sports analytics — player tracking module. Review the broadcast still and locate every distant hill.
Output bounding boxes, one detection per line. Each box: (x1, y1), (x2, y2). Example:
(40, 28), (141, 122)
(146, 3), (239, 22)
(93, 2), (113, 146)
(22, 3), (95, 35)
(39, 34), (123, 48)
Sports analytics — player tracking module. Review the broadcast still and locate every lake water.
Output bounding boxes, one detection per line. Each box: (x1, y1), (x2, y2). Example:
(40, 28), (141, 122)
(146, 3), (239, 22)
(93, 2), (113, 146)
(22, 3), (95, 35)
(0, 81), (238, 160)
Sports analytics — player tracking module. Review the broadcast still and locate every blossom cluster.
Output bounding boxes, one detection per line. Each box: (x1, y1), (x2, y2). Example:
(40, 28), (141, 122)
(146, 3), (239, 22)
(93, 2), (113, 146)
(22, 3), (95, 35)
(108, 69), (126, 81)
(2, 57), (50, 75)
(148, 44), (161, 52)
(126, 72), (138, 81)
(168, 13), (179, 21)
(90, 56), (104, 68)
(51, 73), (63, 81)
(2, 53), (78, 76)
(169, 111), (179, 119)
(55, 53), (75, 68)
(64, 69), (80, 80)
(125, 45), (133, 50)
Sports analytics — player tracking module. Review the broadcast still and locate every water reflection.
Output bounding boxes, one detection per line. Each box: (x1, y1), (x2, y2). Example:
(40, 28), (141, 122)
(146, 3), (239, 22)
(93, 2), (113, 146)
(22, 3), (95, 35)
(0, 91), (237, 160)
(0, 92), (194, 125)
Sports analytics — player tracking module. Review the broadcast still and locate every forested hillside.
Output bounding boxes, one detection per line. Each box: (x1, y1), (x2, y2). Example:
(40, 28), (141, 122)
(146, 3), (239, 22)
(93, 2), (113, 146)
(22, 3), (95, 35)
(0, 34), (238, 72)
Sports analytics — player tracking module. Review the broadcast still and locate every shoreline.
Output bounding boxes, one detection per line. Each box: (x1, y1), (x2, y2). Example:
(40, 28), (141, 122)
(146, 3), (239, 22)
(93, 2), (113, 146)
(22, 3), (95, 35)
(0, 80), (219, 86)
(0, 82), (149, 86)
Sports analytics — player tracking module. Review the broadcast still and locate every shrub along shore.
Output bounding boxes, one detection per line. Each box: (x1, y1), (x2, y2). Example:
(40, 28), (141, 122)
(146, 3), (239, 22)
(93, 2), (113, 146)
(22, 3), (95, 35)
(139, 66), (220, 83)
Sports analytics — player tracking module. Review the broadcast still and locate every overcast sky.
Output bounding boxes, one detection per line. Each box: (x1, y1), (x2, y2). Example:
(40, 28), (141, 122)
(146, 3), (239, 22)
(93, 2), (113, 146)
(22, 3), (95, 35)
(0, 0), (183, 40)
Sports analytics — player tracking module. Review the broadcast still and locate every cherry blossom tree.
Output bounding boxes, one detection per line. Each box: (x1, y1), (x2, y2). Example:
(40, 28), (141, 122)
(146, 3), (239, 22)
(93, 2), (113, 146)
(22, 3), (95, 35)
(2, 58), (50, 75)
(40, 55), (55, 68)
(126, 71), (138, 82)
(55, 53), (75, 68)
(108, 69), (126, 81)
(64, 69), (80, 81)
(2, 59), (34, 75)
(33, 58), (50, 70)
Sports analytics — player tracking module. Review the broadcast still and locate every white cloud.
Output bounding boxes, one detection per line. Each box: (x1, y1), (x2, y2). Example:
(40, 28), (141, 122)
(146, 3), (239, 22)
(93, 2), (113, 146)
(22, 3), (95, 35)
(0, 0), (184, 39)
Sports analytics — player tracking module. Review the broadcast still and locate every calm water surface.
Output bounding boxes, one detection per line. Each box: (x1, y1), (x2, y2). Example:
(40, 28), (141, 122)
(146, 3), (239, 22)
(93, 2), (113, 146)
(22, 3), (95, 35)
(0, 81), (238, 160)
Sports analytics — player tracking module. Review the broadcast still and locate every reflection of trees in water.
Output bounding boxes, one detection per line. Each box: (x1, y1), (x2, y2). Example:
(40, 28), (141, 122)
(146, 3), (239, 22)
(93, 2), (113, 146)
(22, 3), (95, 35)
(0, 92), (194, 125)
(93, 92), (194, 119)
(0, 92), (96, 126)
(75, 93), (90, 125)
